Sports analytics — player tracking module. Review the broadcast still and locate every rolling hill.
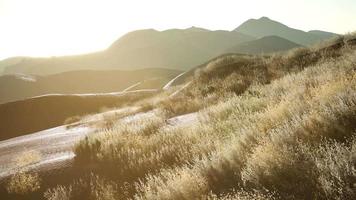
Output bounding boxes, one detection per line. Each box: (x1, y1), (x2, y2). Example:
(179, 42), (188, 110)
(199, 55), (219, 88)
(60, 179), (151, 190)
(225, 35), (302, 54)
(0, 90), (156, 141)
(0, 68), (180, 104)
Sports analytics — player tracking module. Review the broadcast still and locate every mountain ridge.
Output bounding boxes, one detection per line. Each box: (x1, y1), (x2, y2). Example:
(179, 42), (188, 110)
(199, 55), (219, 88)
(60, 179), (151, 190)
(0, 17), (338, 75)
(2, 29), (254, 75)
(234, 16), (339, 45)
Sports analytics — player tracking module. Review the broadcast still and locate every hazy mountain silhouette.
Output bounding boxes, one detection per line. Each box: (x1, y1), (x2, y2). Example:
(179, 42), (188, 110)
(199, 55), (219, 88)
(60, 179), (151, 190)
(225, 35), (302, 54)
(0, 17), (339, 75)
(1, 28), (254, 75)
(0, 68), (180, 104)
(234, 17), (338, 45)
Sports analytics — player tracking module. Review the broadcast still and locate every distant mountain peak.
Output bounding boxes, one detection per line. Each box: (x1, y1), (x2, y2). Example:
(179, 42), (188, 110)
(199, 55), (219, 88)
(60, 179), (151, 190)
(234, 17), (288, 33)
(259, 16), (271, 20)
(185, 26), (209, 32)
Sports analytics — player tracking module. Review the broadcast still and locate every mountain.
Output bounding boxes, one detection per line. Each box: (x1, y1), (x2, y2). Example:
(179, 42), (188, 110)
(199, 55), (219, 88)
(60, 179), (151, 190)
(1, 17), (339, 75)
(0, 68), (180, 104)
(1, 28), (254, 75)
(225, 35), (302, 54)
(234, 17), (338, 46)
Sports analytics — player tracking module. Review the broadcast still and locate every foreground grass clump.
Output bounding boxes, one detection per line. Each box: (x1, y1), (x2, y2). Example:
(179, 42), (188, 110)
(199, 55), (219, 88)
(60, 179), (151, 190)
(5, 150), (42, 195)
(6, 172), (41, 195)
(44, 173), (117, 200)
(41, 34), (356, 200)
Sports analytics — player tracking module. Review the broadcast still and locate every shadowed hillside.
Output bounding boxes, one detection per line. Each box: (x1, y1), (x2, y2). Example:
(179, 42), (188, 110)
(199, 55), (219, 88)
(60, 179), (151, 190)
(0, 91), (156, 140)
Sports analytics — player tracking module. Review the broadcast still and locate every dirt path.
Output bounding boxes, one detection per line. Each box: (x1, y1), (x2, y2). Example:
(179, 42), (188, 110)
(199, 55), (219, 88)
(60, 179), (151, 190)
(0, 125), (93, 180)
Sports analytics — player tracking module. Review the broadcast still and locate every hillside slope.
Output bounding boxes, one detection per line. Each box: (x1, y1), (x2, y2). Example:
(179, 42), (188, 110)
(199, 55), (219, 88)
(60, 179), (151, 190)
(72, 34), (356, 200)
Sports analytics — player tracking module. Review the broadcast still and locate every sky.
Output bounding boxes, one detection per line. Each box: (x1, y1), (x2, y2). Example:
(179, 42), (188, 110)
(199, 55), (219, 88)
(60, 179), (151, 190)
(0, 0), (356, 60)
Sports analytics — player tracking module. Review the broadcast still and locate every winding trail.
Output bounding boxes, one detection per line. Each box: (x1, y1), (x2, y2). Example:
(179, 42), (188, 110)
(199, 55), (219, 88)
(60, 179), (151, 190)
(122, 81), (142, 92)
(0, 125), (93, 180)
(163, 71), (187, 90)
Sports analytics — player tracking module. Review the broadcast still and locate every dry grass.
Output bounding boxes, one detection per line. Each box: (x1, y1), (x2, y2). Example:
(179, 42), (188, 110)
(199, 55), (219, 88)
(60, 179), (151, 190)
(42, 34), (356, 199)
(133, 39), (356, 199)
(6, 151), (42, 195)
(44, 173), (118, 200)
(44, 185), (72, 200)
(6, 172), (41, 195)
(15, 150), (42, 167)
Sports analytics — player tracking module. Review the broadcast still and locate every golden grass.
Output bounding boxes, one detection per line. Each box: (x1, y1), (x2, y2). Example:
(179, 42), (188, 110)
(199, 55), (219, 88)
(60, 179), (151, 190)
(44, 173), (118, 200)
(6, 172), (41, 195)
(6, 150), (42, 195)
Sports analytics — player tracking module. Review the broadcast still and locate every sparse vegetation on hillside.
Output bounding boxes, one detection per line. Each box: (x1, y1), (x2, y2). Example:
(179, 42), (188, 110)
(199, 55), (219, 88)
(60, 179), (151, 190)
(2, 34), (355, 200)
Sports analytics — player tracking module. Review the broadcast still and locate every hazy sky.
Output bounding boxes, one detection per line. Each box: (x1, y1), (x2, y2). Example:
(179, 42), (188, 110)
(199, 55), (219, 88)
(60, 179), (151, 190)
(1, 0), (356, 60)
